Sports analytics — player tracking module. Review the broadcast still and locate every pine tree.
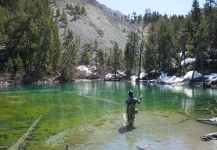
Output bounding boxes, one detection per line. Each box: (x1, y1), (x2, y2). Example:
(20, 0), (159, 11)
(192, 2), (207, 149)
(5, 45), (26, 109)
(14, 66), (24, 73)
(6, 58), (14, 74)
(204, 0), (216, 51)
(75, 4), (81, 15)
(124, 42), (133, 71)
(137, 15), (142, 24)
(124, 31), (139, 74)
(112, 42), (123, 77)
(56, 7), (60, 17)
(81, 6), (86, 14)
(96, 48), (105, 67)
(15, 54), (23, 73)
(61, 29), (78, 80)
(93, 39), (99, 68)
(143, 24), (158, 72)
(81, 42), (93, 65)
(51, 21), (62, 74)
(0, 0), (63, 79)
(61, 10), (68, 27)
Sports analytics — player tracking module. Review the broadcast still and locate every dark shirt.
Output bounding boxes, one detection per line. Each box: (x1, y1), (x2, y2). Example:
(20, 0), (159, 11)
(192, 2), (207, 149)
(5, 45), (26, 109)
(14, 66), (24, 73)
(125, 97), (141, 105)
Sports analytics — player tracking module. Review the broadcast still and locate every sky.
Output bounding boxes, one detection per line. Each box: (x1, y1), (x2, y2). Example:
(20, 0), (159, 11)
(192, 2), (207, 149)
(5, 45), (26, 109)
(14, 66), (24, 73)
(96, 0), (206, 16)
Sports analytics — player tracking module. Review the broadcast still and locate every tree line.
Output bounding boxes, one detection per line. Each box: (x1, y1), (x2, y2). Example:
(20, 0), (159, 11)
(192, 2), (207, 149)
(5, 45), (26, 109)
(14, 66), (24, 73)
(109, 0), (217, 79)
(143, 0), (217, 77)
(0, 0), (61, 79)
(0, 0), (122, 81)
(0, 0), (217, 82)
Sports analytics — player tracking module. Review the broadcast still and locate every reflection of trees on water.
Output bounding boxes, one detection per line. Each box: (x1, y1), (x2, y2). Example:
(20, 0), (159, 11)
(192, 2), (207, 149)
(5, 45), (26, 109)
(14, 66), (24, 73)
(178, 87), (217, 116)
(195, 97), (217, 116)
(180, 98), (195, 115)
(77, 82), (217, 116)
(179, 88), (195, 115)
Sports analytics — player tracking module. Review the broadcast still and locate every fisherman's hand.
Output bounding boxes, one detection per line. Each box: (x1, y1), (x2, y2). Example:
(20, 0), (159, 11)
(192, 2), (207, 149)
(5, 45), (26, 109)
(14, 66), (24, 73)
(140, 95), (142, 101)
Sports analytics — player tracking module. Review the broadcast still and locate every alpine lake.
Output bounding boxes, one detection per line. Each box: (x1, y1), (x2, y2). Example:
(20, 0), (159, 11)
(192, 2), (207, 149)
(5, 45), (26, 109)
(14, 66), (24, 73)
(1, 81), (217, 150)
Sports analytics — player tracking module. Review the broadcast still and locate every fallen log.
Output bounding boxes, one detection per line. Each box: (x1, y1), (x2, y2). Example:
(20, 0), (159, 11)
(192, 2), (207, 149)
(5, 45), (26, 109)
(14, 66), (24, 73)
(197, 117), (217, 141)
(196, 117), (217, 123)
(9, 115), (42, 150)
(201, 132), (217, 141)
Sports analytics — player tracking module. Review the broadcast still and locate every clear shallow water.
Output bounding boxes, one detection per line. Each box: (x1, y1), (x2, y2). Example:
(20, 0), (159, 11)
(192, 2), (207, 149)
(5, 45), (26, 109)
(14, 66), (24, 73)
(0, 82), (217, 149)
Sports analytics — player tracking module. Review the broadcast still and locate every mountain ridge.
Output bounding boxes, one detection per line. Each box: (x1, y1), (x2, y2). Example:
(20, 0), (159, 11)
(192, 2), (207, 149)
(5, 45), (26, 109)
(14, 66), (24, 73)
(52, 0), (145, 51)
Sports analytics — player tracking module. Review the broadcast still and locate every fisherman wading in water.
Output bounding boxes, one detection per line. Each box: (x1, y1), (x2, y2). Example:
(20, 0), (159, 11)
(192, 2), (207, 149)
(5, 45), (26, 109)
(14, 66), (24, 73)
(125, 90), (142, 125)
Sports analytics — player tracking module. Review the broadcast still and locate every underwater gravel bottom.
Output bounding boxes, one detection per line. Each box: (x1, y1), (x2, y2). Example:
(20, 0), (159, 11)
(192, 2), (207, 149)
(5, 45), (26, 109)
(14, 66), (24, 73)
(70, 110), (217, 150)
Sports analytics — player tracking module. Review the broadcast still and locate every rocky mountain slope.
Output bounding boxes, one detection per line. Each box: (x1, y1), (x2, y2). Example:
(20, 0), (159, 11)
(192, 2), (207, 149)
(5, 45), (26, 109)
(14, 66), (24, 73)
(52, 0), (145, 51)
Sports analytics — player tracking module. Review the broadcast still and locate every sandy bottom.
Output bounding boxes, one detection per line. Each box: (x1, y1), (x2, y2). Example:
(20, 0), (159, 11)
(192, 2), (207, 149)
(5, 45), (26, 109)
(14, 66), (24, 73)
(70, 110), (217, 150)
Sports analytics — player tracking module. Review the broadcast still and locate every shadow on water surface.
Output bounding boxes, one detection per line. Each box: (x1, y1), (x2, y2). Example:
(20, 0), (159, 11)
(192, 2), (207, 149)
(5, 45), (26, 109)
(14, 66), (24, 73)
(118, 124), (136, 134)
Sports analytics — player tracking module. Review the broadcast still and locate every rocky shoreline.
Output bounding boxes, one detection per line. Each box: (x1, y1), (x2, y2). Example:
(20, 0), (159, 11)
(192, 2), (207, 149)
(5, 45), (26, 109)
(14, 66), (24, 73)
(1, 72), (217, 89)
(1, 65), (217, 89)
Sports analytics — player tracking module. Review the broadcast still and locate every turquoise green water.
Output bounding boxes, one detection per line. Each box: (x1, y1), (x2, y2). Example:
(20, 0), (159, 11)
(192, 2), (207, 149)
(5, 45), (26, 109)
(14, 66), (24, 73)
(0, 82), (216, 149)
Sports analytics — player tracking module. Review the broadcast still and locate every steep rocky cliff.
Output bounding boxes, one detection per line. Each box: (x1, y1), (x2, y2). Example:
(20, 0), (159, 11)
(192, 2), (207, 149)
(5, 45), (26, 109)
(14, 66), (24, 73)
(52, 0), (145, 51)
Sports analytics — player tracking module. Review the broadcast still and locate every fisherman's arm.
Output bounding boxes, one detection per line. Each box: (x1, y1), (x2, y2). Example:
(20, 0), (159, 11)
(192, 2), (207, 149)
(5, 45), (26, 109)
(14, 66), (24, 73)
(136, 95), (142, 104)
(139, 95), (142, 103)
